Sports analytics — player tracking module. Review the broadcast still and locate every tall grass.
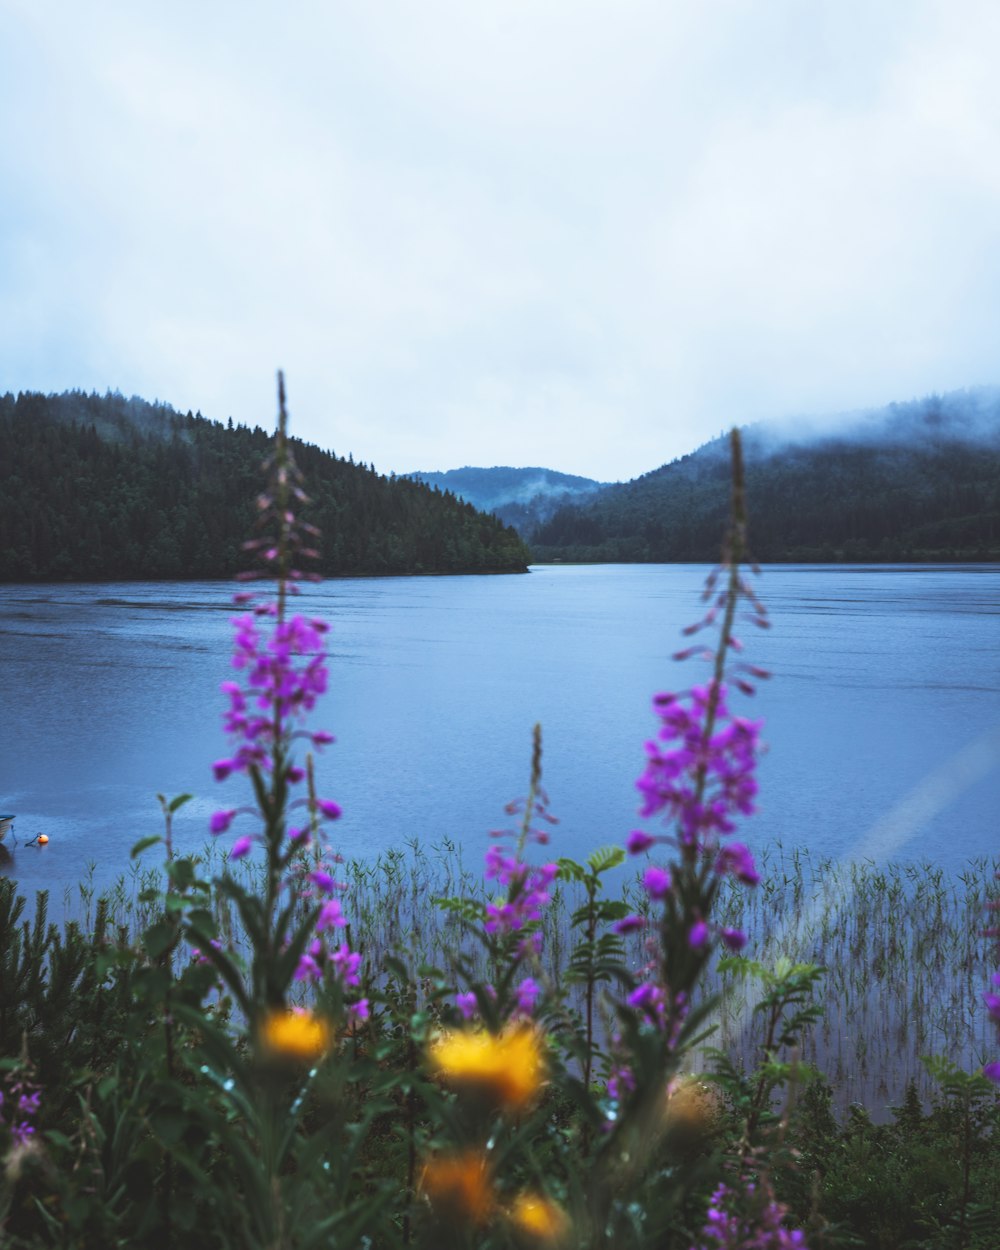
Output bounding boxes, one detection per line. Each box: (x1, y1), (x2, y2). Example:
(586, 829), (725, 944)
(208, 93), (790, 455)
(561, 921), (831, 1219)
(50, 838), (1000, 1117)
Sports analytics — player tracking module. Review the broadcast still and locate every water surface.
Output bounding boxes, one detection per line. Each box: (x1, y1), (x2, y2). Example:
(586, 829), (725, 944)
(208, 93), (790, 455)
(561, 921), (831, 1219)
(1, 564), (998, 902)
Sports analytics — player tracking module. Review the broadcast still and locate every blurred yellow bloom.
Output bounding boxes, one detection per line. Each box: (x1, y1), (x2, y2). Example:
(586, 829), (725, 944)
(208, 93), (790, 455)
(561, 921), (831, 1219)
(428, 1024), (545, 1108)
(508, 1192), (570, 1243)
(260, 1007), (332, 1061)
(420, 1150), (494, 1225)
(662, 1075), (719, 1146)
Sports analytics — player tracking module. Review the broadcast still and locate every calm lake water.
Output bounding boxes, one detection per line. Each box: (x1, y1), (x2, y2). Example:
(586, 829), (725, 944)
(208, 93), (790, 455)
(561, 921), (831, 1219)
(1, 564), (998, 901)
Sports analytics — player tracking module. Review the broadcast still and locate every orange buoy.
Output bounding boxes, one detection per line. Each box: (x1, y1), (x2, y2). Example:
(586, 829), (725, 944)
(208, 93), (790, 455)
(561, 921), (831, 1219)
(37, 834), (49, 845)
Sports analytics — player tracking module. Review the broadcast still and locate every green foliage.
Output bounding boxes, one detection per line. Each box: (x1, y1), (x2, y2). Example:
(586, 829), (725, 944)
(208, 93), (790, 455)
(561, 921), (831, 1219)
(775, 1064), (1000, 1250)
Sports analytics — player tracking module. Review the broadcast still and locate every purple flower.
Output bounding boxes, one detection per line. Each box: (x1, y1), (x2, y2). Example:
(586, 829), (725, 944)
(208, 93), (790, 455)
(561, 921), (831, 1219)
(643, 865), (672, 901)
(626, 830), (656, 855)
(330, 942), (362, 988)
(16, 1091), (40, 1116)
(455, 991), (478, 1020)
(614, 913), (648, 935)
(607, 1062), (635, 1101)
(627, 982), (666, 1025)
(210, 809), (237, 835)
(691, 1180), (808, 1249)
(714, 842), (760, 886)
(1, 1071), (42, 1150)
(191, 938), (223, 967)
(635, 682), (762, 851)
(295, 950), (322, 982)
(348, 998), (370, 1024)
(515, 977), (541, 1015)
(231, 835), (253, 860)
(688, 920), (710, 949)
(721, 927), (747, 952)
(317, 799), (342, 820)
(317, 899), (346, 932)
(484, 860), (557, 935)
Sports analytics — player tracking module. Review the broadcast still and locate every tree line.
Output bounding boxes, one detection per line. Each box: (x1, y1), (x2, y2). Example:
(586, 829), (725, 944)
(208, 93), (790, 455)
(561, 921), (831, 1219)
(532, 400), (1000, 563)
(0, 391), (530, 580)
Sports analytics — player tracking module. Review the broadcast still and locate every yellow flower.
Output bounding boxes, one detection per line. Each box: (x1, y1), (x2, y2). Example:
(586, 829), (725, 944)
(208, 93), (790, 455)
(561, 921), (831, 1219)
(508, 1192), (570, 1243)
(420, 1151), (494, 1225)
(259, 1007), (332, 1062)
(662, 1075), (719, 1147)
(428, 1024), (545, 1109)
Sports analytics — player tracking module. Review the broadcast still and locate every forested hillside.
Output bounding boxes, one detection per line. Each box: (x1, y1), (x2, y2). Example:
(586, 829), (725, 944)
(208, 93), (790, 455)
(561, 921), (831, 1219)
(0, 391), (529, 580)
(532, 390), (1000, 562)
(407, 466), (607, 535)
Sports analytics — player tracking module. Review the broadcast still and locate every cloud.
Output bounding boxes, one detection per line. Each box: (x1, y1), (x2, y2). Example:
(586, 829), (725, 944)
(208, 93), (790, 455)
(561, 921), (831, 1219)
(1, 0), (999, 478)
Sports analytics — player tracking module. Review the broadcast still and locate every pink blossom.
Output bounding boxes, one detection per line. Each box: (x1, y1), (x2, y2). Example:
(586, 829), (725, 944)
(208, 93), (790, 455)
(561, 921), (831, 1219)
(317, 899), (346, 932)
(330, 942), (362, 988)
(643, 866), (672, 901)
(348, 998), (370, 1024)
(210, 809), (237, 835)
(515, 977), (541, 1015)
(627, 982), (667, 1025)
(455, 992), (478, 1020)
(627, 830), (656, 855)
(714, 842), (760, 886)
(614, 914), (648, 935)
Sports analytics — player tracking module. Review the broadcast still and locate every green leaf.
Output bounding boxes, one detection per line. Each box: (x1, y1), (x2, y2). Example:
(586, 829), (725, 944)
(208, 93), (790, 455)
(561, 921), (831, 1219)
(167, 858), (196, 891)
(169, 793), (193, 814)
(556, 857), (587, 883)
(131, 835), (162, 859)
(142, 919), (177, 960)
(587, 844), (626, 873)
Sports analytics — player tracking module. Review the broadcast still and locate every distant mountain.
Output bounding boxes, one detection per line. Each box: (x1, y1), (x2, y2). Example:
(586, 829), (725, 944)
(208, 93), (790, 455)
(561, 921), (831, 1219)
(0, 391), (530, 580)
(407, 466), (610, 535)
(531, 388), (1000, 563)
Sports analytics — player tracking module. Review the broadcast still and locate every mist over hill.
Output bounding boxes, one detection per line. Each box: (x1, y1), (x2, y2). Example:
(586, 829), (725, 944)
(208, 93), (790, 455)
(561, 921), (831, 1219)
(531, 388), (1000, 563)
(406, 466), (609, 535)
(0, 391), (529, 580)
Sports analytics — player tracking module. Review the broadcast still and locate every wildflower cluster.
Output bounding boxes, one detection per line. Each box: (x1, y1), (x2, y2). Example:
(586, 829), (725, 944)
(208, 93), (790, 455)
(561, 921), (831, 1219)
(428, 1023), (545, 1110)
(635, 682), (762, 849)
(422, 1024), (565, 1237)
(200, 375), (365, 1025)
(692, 1180), (807, 1250)
(451, 723), (558, 1024)
(618, 432), (766, 1045)
(0, 1068), (41, 1150)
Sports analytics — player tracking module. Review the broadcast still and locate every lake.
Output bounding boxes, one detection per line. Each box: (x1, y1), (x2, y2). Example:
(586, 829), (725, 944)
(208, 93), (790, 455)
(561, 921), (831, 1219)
(1, 564), (998, 903)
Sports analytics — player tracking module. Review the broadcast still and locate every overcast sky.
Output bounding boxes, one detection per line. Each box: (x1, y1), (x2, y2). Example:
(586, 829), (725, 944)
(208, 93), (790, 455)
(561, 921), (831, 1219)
(2, 1), (999, 481)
